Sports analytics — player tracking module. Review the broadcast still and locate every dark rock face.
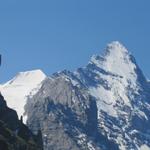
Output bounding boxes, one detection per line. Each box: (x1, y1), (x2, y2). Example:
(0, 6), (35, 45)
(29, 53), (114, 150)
(0, 94), (43, 150)
(0, 94), (20, 131)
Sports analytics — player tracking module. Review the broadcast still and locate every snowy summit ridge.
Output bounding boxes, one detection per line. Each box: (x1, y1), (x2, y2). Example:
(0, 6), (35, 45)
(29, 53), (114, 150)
(90, 41), (136, 78)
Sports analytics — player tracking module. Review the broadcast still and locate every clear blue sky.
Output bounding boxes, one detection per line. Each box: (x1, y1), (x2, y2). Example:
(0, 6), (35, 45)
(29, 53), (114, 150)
(0, 0), (150, 83)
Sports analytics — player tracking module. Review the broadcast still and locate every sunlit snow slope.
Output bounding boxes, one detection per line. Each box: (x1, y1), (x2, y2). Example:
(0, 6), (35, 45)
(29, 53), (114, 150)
(0, 69), (46, 123)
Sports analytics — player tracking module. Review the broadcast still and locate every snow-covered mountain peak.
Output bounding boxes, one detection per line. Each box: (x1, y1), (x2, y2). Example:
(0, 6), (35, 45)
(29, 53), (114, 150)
(0, 69), (46, 123)
(74, 42), (150, 149)
(5, 69), (46, 86)
(106, 41), (128, 53)
(79, 42), (144, 119)
(90, 41), (137, 80)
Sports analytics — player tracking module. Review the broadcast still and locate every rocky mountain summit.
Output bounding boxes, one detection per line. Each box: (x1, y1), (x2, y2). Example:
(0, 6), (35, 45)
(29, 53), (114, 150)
(1, 41), (150, 150)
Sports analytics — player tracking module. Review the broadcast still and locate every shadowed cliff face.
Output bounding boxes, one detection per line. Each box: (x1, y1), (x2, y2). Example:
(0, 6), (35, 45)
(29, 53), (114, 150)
(0, 94), (43, 150)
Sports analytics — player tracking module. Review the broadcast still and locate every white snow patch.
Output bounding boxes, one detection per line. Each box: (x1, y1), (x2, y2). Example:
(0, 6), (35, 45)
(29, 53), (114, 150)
(135, 109), (148, 120)
(70, 78), (79, 86)
(77, 134), (96, 150)
(147, 79), (150, 82)
(87, 141), (95, 150)
(116, 136), (126, 150)
(140, 145), (150, 150)
(62, 75), (79, 87)
(89, 86), (117, 117)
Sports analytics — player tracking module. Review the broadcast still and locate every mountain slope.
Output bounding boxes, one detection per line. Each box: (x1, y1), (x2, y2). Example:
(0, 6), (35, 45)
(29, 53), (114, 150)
(0, 70), (46, 123)
(25, 74), (118, 150)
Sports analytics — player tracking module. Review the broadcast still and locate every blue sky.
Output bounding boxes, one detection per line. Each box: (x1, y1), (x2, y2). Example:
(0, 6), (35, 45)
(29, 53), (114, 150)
(0, 0), (150, 82)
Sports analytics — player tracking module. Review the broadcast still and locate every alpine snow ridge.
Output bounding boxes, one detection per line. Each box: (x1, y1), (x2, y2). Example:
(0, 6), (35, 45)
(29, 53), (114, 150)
(1, 41), (150, 150)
